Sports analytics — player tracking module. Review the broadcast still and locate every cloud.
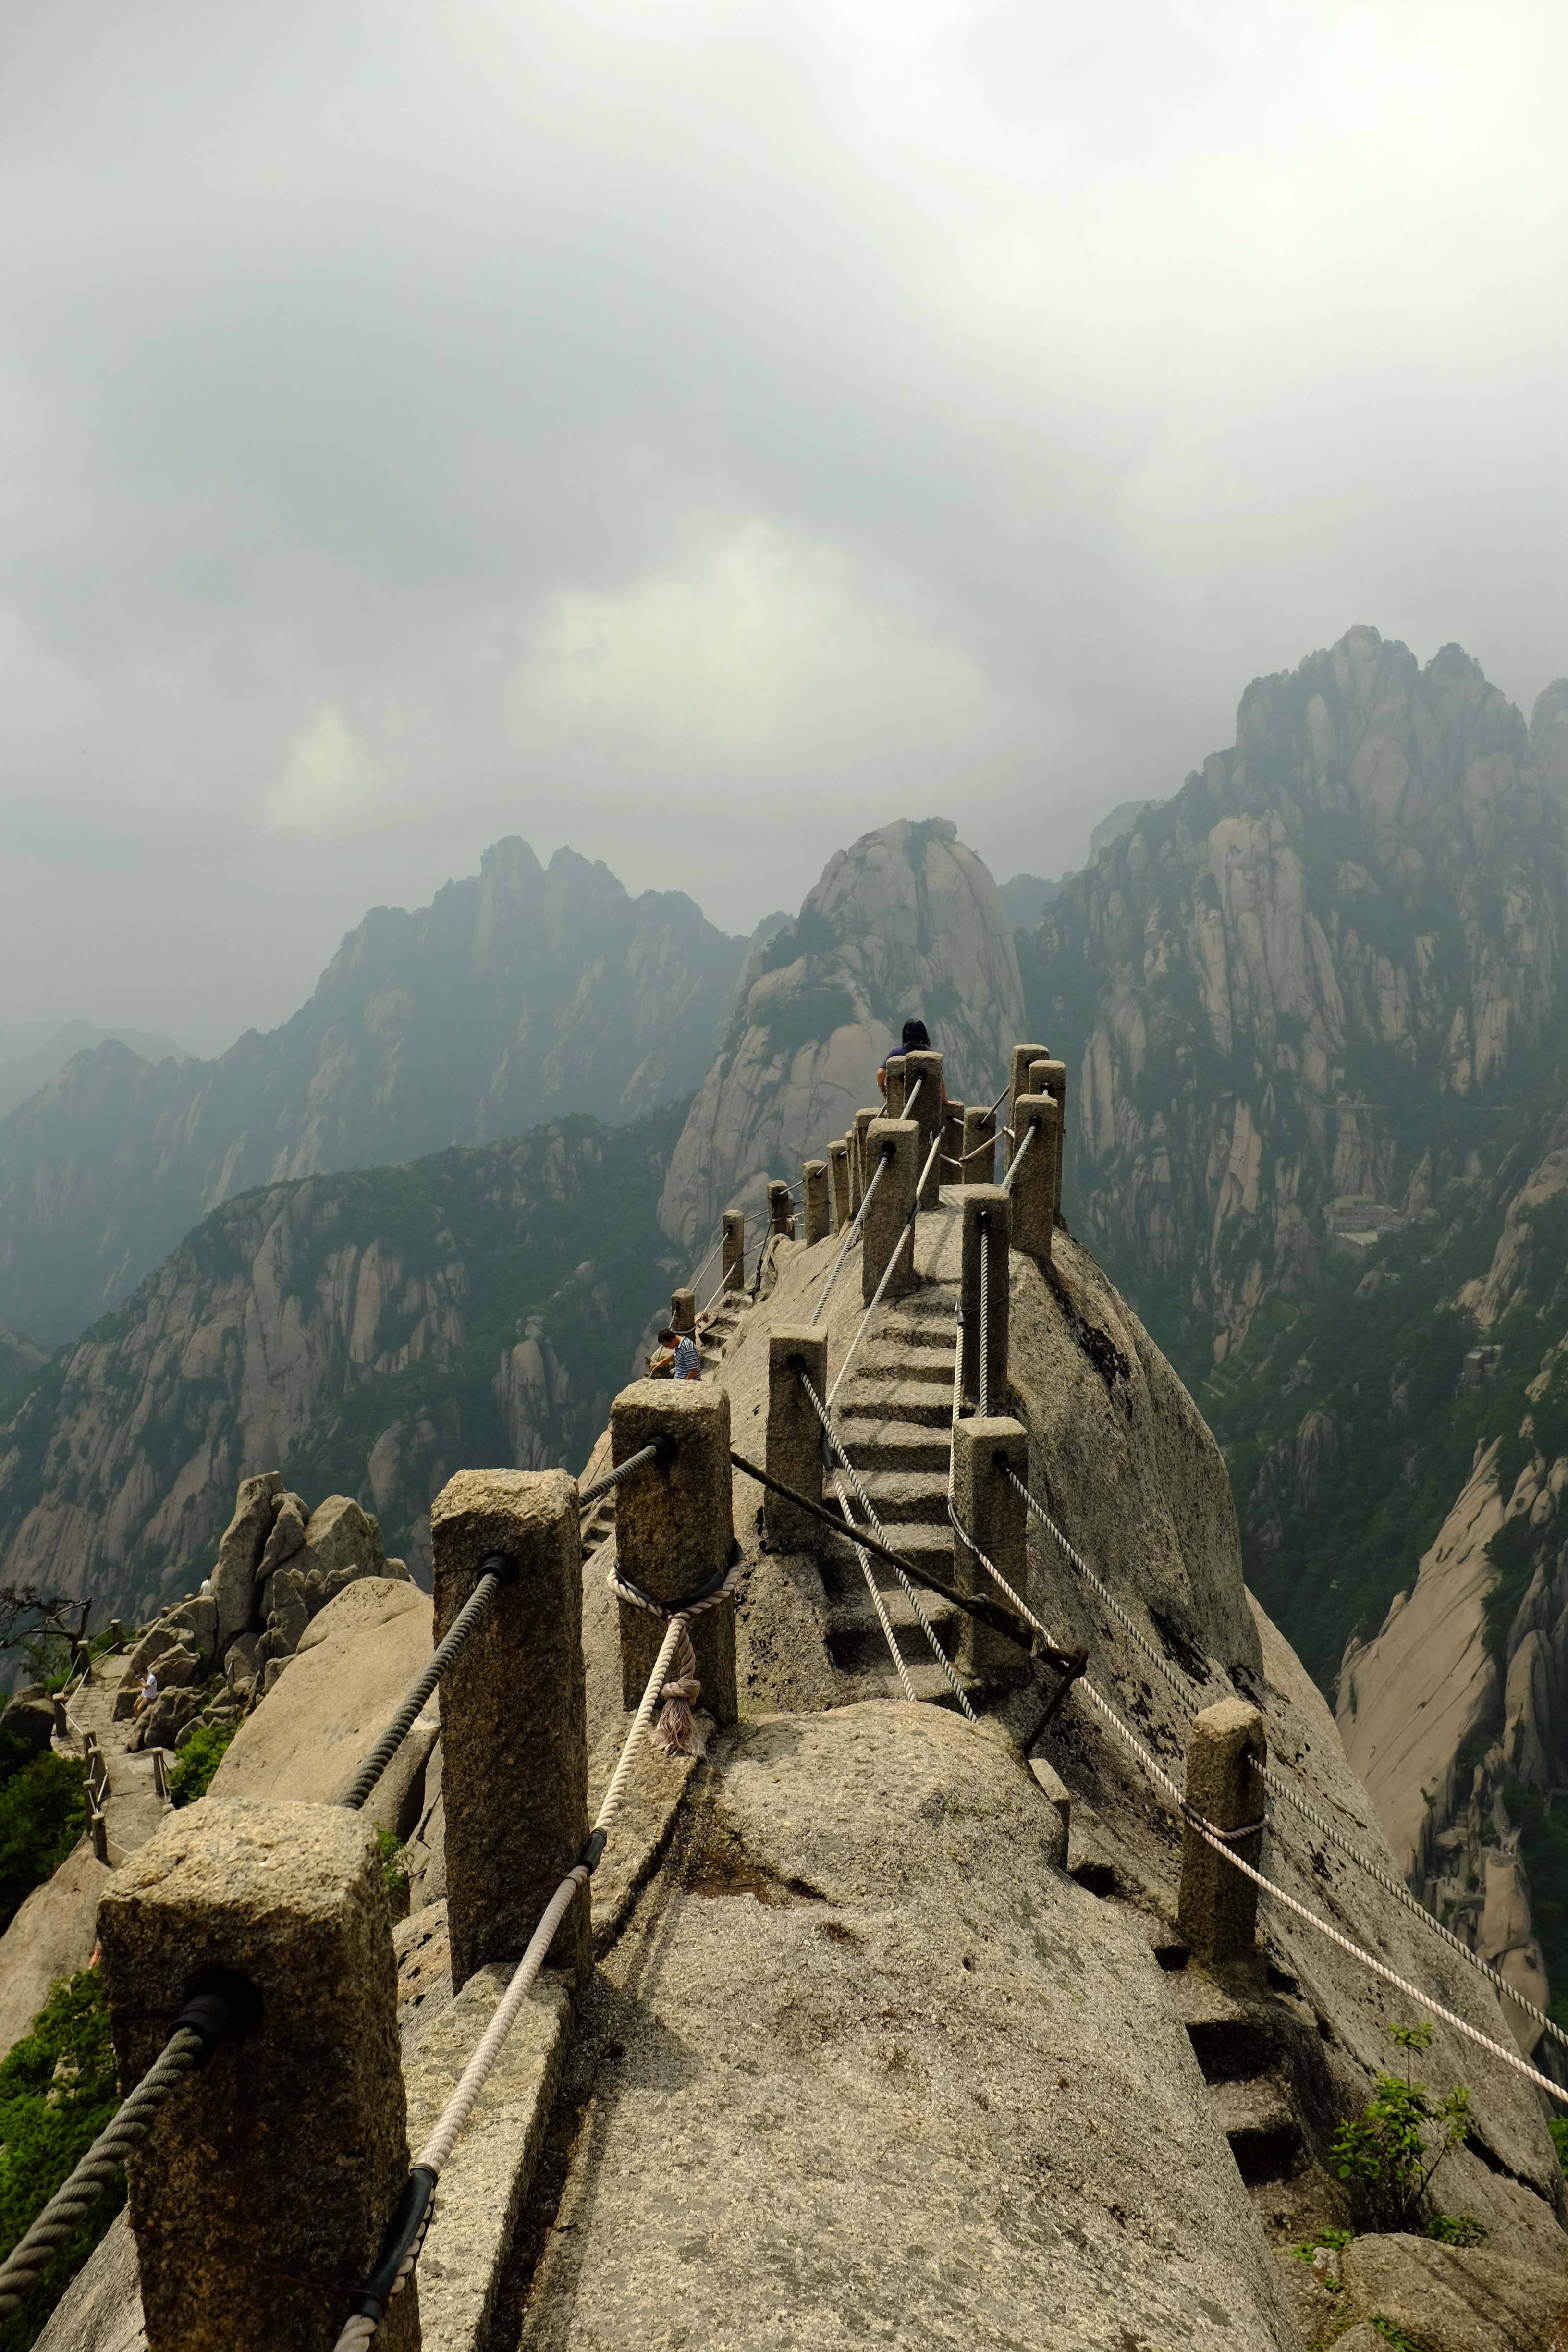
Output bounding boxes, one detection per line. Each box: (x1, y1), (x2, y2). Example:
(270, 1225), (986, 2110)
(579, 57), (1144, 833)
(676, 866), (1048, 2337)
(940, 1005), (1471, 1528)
(264, 708), (379, 835)
(0, 0), (1563, 1044)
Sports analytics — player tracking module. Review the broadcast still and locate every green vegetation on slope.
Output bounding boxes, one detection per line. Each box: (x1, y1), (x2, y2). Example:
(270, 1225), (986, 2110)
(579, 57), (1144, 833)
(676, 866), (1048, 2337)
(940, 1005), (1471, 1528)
(0, 1734), (85, 1937)
(0, 1969), (120, 2352)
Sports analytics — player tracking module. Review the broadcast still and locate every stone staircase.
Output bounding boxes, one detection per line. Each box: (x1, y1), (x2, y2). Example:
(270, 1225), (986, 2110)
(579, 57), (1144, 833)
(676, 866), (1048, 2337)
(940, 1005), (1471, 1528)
(1159, 1949), (1307, 2195)
(823, 1290), (975, 1705)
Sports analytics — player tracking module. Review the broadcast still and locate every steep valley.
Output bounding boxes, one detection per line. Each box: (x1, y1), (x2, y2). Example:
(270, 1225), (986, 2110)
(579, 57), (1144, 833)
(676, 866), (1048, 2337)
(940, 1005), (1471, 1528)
(0, 1103), (687, 1627)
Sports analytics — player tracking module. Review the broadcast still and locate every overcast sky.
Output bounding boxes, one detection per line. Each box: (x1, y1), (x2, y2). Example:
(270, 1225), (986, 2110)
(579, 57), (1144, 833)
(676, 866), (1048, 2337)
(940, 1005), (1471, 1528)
(2, 1), (1564, 1054)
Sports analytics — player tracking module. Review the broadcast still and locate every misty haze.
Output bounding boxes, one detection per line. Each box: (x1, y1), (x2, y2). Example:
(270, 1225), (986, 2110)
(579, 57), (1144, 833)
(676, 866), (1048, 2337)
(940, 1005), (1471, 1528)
(3, 9), (1568, 2350)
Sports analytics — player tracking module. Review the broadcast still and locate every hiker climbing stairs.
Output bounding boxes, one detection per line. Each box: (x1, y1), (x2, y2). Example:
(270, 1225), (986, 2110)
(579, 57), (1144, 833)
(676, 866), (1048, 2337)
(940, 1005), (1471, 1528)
(822, 1288), (975, 1704)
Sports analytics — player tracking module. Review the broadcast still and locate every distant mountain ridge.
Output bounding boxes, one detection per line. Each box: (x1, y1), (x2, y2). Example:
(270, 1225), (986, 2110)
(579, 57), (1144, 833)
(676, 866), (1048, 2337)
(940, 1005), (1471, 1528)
(0, 1103), (686, 1622)
(1020, 627), (1568, 1369)
(0, 839), (746, 1346)
(0, 1022), (187, 1122)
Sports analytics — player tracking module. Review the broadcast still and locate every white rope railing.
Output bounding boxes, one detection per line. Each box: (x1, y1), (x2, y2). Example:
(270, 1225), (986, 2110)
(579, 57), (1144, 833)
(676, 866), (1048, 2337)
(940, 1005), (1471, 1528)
(335, 1560), (744, 2348)
(823, 1127), (944, 1409)
(808, 1149), (889, 1325)
(830, 1468), (919, 1703)
(796, 1368), (977, 1722)
(999, 1121), (1034, 1193)
(1003, 1462), (1568, 2058)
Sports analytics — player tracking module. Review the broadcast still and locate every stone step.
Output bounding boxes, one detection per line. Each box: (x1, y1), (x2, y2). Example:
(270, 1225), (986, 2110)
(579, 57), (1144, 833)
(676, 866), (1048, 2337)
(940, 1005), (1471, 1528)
(843, 1469), (951, 1525)
(837, 1384), (953, 1427)
(847, 1346), (955, 1384)
(1208, 2077), (1302, 2185)
(833, 1424), (951, 1473)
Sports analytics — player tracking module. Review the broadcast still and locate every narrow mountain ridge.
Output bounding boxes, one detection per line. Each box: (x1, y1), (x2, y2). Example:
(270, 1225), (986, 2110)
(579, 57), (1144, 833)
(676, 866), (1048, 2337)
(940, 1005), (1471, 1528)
(0, 840), (744, 1347)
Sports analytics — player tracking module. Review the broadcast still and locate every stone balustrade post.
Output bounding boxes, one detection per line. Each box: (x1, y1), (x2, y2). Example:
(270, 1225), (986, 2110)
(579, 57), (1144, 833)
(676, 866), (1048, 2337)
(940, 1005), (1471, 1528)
(1029, 1056), (1068, 1224)
(767, 1178), (795, 1238)
(961, 1187), (1010, 1410)
(962, 1103), (997, 1186)
(943, 1100), (966, 1184)
(1009, 1042), (1052, 1145)
(431, 1468), (590, 1993)
(802, 1159), (830, 1244)
(950, 1418), (1031, 1688)
(852, 1109), (879, 1211)
(97, 1800), (420, 2352)
(89, 1806), (108, 1863)
(882, 1058), (907, 1115)
(860, 1118), (919, 1306)
(670, 1286), (697, 1337)
(764, 1327), (828, 1549)
(828, 1141), (850, 1229)
(1008, 1093), (1060, 1264)
(1177, 1700), (1267, 1964)
(722, 1209), (746, 1292)
(900, 1049), (944, 1207)
(611, 1382), (737, 1730)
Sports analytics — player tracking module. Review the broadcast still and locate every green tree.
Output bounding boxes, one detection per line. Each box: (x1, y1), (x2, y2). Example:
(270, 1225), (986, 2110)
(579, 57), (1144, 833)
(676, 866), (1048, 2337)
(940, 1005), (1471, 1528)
(0, 1969), (122, 2352)
(0, 1751), (85, 1936)
(1331, 2022), (1471, 2232)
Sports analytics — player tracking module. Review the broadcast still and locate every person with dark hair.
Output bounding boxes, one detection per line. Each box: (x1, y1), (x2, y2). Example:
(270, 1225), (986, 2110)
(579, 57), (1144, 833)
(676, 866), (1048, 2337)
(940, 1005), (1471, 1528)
(654, 1324), (703, 1380)
(877, 1016), (935, 1099)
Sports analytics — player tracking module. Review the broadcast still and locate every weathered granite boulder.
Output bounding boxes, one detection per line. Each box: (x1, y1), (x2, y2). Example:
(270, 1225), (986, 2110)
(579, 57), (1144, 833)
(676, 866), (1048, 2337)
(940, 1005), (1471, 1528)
(0, 1689), (55, 1755)
(298, 1493), (385, 1599)
(0, 1839), (104, 2067)
(210, 1577), (434, 1834)
(210, 1471), (282, 1646)
(159, 1595), (217, 1659)
(256, 1490), (309, 1586)
(131, 1687), (203, 1752)
(1335, 2230), (1568, 2350)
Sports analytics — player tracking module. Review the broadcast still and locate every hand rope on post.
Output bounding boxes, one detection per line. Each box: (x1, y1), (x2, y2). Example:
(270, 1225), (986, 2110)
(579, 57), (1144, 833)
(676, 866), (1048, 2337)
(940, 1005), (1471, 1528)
(335, 1557), (512, 1813)
(687, 1226), (725, 1296)
(823, 1127), (944, 1410)
(1001, 1463), (1568, 2058)
(579, 1442), (665, 1511)
(808, 1147), (890, 1325)
(978, 1214), (989, 1419)
(335, 1556), (747, 2351)
(942, 1461), (1568, 2104)
(830, 1468), (919, 1703)
(795, 1367), (978, 1722)
(0, 1987), (253, 2320)
(999, 1121), (1034, 1193)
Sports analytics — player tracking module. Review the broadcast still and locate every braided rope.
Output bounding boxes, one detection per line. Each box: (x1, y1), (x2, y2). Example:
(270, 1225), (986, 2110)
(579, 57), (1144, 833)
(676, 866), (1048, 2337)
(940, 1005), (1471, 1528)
(830, 1468), (919, 1703)
(808, 1148), (889, 1325)
(978, 1215), (989, 1419)
(0, 2026), (208, 2317)
(797, 1369), (978, 1722)
(335, 1568), (504, 1811)
(823, 1124), (942, 1412)
(579, 1444), (660, 1511)
(605, 1559), (745, 1757)
(1002, 1466), (1568, 2057)
(999, 1121), (1034, 1193)
(337, 1565), (740, 2349)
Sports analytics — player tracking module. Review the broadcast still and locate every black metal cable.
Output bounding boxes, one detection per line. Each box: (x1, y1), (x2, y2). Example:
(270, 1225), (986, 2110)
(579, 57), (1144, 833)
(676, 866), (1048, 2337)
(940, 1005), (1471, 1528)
(335, 1556), (513, 1812)
(0, 1982), (254, 2318)
(578, 1442), (664, 1510)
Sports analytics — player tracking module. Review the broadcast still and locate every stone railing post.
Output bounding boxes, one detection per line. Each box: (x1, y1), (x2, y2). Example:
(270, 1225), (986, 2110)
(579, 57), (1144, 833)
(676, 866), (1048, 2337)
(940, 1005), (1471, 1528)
(961, 1187), (1009, 1409)
(900, 1049), (944, 1207)
(89, 1805), (108, 1863)
(962, 1103), (996, 1185)
(861, 1117), (918, 1305)
(611, 1382), (737, 1730)
(1009, 1042), (1052, 1141)
(882, 1058), (907, 1115)
(828, 1141), (851, 1229)
(432, 1469), (589, 1993)
(97, 1801), (419, 2352)
(1008, 1093), (1060, 1264)
(722, 1209), (745, 1292)
(1177, 1699), (1267, 1963)
(802, 1159), (830, 1244)
(1029, 1055), (1068, 1222)
(764, 1327), (828, 1549)
(670, 1286), (696, 1337)
(767, 1178), (795, 1239)
(943, 1100), (965, 1183)
(852, 1108), (879, 1210)
(950, 1418), (1030, 1688)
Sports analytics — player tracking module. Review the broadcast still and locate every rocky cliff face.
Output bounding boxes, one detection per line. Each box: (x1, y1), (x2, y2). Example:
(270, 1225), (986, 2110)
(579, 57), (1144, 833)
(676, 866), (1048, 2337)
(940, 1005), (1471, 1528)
(0, 1105), (684, 1622)
(1022, 628), (1568, 1369)
(0, 840), (743, 1347)
(660, 817), (1024, 1248)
